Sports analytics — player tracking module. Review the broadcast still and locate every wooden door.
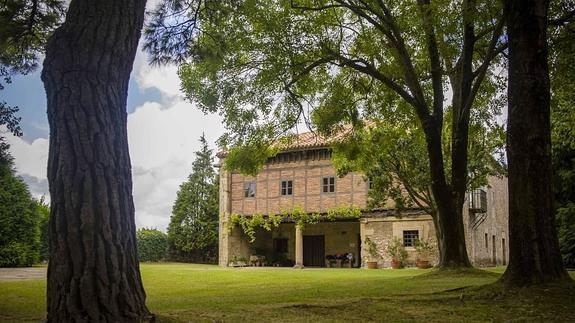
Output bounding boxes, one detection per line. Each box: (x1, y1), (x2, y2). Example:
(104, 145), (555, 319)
(303, 235), (325, 267)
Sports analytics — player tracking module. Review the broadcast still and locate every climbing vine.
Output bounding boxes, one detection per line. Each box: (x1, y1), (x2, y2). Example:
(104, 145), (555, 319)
(228, 205), (362, 242)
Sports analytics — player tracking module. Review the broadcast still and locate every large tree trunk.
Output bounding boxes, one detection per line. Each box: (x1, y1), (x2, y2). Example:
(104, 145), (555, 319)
(41, 0), (151, 321)
(422, 118), (472, 268)
(500, 0), (569, 286)
(434, 202), (471, 268)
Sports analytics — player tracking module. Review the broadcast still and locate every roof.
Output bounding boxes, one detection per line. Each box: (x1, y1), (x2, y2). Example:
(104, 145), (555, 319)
(217, 126), (353, 158)
(274, 128), (351, 151)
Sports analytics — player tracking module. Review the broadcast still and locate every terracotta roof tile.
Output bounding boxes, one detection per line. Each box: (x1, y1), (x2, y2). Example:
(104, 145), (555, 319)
(273, 129), (348, 151)
(217, 126), (353, 158)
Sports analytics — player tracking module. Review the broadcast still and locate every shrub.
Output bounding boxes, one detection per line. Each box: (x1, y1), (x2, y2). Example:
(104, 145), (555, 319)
(386, 237), (408, 267)
(414, 238), (436, 261)
(364, 237), (382, 261)
(0, 150), (42, 267)
(0, 242), (38, 267)
(137, 228), (167, 262)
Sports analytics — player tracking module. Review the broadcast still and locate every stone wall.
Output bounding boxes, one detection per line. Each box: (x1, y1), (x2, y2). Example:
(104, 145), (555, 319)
(463, 176), (509, 266)
(359, 215), (437, 268)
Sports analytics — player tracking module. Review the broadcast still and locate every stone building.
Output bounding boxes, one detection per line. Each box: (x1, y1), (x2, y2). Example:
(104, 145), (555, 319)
(218, 131), (509, 268)
(463, 176), (509, 266)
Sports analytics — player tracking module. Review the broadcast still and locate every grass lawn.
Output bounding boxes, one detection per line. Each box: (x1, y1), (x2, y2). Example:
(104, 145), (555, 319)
(0, 263), (574, 322)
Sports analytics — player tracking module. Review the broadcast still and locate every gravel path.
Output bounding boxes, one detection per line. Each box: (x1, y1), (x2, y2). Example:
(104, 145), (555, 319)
(0, 267), (46, 281)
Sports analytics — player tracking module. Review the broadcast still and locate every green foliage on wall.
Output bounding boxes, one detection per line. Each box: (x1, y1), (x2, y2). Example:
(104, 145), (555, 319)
(136, 228), (167, 262)
(228, 205), (361, 242)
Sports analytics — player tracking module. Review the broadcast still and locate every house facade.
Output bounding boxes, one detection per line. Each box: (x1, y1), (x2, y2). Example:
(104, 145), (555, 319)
(218, 132), (509, 268)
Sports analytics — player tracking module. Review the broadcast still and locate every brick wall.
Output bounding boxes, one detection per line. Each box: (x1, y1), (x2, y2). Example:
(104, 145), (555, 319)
(228, 148), (368, 215)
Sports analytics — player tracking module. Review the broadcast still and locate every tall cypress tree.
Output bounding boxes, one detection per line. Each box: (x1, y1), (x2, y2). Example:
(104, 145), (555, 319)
(168, 134), (219, 263)
(0, 141), (41, 267)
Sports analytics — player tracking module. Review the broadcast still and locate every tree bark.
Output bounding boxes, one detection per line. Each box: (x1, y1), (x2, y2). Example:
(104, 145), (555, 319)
(500, 0), (569, 286)
(422, 118), (472, 268)
(41, 0), (151, 321)
(416, 0), (474, 269)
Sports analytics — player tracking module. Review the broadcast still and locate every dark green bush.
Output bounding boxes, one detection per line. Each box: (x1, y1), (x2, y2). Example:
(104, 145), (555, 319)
(0, 242), (37, 267)
(137, 228), (167, 262)
(0, 148), (41, 267)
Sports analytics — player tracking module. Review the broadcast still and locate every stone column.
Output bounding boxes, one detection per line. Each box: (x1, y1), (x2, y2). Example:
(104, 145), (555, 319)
(218, 159), (232, 267)
(294, 225), (304, 268)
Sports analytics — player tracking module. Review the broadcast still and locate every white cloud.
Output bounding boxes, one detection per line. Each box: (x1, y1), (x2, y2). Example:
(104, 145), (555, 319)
(128, 98), (224, 230)
(128, 36), (225, 231)
(133, 44), (183, 100)
(6, 134), (49, 180)
(8, 45), (225, 232)
(4, 133), (49, 199)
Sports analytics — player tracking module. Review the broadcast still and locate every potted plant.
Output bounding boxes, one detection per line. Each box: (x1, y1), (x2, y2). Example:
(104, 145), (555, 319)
(364, 237), (381, 269)
(386, 237), (408, 269)
(414, 239), (435, 269)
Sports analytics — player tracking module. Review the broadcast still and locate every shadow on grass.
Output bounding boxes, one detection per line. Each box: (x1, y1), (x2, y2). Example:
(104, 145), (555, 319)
(411, 267), (500, 280)
(273, 282), (575, 322)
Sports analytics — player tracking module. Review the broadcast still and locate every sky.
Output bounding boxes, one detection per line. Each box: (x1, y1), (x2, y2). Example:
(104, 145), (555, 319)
(2, 34), (225, 232)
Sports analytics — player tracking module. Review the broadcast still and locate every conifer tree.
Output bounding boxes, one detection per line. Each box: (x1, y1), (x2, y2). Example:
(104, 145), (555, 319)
(0, 142), (42, 267)
(168, 134), (219, 263)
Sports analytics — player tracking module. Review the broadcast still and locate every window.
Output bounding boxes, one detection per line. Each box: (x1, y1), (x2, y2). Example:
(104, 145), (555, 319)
(244, 181), (256, 198)
(367, 177), (373, 190)
(281, 180), (293, 196)
(403, 230), (419, 247)
(274, 238), (288, 253)
(322, 176), (335, 193)
(485, 233), (488, 249)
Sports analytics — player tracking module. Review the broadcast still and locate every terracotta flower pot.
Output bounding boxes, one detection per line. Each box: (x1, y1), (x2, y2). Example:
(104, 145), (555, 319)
(390, 258), (401, 269)
(367, 261), (378, 269)
(416, 259), (430, 269)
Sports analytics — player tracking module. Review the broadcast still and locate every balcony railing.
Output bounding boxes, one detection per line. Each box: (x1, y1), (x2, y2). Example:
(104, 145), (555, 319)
(469, 189), (487, 213)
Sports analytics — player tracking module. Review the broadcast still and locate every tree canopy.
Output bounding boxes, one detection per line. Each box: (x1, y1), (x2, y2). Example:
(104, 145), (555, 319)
(0, 0), (65, 138)
(549, 1), (575, 268)
(0, 145), (43, 267)
(145, 0), (507, 268)
(332, 116), (505, 214)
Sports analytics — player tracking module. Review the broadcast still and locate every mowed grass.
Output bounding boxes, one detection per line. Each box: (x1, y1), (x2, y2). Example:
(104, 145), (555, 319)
(0, 263), (574, 322)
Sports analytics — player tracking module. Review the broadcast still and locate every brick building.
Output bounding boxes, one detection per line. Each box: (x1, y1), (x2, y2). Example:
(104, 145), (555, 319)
(217, 131), (509, 268)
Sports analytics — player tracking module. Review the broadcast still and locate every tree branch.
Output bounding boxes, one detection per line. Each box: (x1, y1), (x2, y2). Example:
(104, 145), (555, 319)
(417, 0), (444, 127)
(284, 57), (334, 90)
(465, 16), (506, 113)
(549, 9), (575, 26)
(327, 51), (422, 112)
